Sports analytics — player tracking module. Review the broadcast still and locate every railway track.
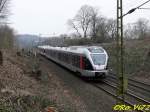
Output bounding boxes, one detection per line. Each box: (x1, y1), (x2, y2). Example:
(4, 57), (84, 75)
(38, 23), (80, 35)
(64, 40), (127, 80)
(107, 74), (150, 101)
(109, 72), (150, 86)
(108, 73), (150, 91)
(91, 74), (150, 112)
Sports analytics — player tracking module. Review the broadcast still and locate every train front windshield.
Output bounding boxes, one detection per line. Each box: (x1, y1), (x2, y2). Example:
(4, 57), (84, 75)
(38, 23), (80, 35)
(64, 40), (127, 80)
(91, 54), (106, 65)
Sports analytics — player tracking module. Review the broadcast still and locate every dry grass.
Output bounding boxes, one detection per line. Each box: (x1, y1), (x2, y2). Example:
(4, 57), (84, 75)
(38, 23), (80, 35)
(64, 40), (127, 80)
(0, 51), (58, 112)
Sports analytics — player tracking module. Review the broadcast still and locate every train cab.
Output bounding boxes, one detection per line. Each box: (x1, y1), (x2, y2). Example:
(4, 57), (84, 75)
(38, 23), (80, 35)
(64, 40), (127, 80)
(88, 47), (108, 71)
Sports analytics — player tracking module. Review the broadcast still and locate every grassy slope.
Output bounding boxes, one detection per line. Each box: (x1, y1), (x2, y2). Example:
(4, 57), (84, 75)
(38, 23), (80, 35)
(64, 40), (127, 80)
(103, 38), (150, 76)
(0, 51), (56, 112)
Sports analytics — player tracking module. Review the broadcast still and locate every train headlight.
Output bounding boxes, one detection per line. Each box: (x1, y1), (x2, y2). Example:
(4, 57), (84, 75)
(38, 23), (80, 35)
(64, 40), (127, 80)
(94, 65), (105, 70)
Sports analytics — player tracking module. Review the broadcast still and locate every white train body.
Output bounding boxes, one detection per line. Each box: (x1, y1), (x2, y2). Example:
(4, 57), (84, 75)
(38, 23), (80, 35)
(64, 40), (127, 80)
(38, 45), (108, 77)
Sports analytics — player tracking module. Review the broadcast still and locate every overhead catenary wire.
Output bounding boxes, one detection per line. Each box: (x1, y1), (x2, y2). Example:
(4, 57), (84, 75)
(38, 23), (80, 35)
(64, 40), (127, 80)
(137, 0), (150, 8)
(138, 7), (150, 10)
(123, 0), (150, 17)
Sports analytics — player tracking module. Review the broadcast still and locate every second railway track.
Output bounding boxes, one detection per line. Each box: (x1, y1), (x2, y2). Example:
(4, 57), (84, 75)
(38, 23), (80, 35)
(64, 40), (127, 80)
(90, 74), (150, 112)
(107, 74), (150, 101)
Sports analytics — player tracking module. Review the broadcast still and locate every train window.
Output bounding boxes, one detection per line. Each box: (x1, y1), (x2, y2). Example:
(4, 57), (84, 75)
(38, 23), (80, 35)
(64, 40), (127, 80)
(75, 55), (80, 67)
(91, 54), (106, 65)
(67, 53), (80, 67)
(88, 48), (104, 53)
(71, 54), (74, 65)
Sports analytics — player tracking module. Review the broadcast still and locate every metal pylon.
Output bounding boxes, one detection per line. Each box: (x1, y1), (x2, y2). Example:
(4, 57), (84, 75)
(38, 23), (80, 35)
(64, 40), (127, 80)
(117, 0), (125, 104)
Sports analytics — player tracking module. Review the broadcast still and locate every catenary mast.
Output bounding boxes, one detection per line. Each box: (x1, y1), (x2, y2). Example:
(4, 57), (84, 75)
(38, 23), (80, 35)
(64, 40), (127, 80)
(116, 0), (125, 104)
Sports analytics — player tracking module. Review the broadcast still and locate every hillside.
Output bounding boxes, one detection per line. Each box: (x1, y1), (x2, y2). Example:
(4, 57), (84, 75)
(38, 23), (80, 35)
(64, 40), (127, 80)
(0, 51), (57, 112)
(104, 38), (150, 83)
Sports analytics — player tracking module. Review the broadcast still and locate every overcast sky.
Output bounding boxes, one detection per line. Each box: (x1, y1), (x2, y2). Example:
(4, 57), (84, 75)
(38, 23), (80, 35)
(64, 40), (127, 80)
(10, 0), (150, 36)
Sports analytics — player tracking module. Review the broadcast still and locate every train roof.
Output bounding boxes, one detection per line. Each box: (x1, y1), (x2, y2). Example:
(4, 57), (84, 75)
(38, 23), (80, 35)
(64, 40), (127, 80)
(38, 45), (106, 54)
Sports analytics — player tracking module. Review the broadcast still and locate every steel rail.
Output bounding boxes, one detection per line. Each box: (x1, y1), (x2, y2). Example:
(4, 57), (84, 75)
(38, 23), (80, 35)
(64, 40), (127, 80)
(103, 80), (150, 104)
(129, 78), (150, 87)
(109, 73), (150, 91)
(107, 75), (150, 94)
(92, 83), (145, 112)
(109, 72), (150, 86)
(128, 81), (150, 94)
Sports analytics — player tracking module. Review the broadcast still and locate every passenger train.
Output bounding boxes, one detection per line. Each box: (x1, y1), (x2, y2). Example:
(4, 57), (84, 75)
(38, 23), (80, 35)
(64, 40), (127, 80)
(38, 45), (109, 78)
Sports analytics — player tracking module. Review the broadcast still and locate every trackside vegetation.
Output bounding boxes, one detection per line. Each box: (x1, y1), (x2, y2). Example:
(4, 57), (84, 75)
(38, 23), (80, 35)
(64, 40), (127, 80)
(103, 38), (150, 76)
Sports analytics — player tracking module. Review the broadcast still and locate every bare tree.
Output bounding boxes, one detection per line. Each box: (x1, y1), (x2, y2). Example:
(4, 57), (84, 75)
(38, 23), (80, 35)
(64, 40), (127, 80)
(75, 5), (93, 38)
(124, 18), (150, 39)
(135, 18), (149, 39)
(106, 19), (117, 40)
(0, 25), (14, 48)
(0, 0), (11, 65)
(90, 7), (99, 40)
(124, 23), (136, 39)
(68, 5), (94, 38)
(90, 10), (116, 42)
(0, 0), (9, 20)
(67, 19), (81, 37)
(94, 17), (108, 42)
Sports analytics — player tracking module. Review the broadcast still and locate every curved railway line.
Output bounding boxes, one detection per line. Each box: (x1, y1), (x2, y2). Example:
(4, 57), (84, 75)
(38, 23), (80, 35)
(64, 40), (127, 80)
(107, 74), (150, 101)
(91, 73), (150, 112)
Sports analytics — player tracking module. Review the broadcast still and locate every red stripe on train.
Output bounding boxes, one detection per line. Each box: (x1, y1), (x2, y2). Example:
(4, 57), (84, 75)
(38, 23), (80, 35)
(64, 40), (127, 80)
(80, 56), (84, 69)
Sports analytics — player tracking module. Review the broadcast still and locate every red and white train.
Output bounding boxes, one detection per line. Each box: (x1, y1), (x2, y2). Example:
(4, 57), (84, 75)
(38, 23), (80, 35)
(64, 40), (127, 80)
(38, 46), (109, 78)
